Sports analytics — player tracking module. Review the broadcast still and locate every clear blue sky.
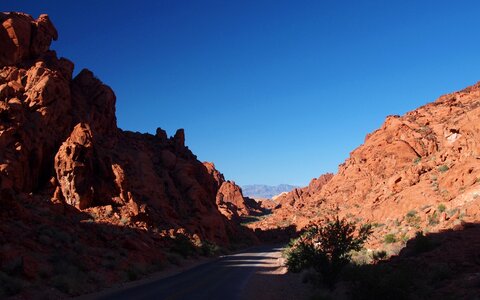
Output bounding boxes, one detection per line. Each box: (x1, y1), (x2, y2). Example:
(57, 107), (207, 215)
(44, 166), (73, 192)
(3, 1), (480, 186)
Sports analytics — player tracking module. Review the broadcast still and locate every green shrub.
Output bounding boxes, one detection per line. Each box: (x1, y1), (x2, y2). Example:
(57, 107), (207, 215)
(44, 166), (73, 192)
(406, 210), (417, 218)
(284, 216), (372, 289)
(351, 249), (371, 265)
(384, 234), (396, 244)
(437, 204), (446, 213)
(427, 211), (439, 226)
(405, 210), (421, 227)
(413, 157), (421, 165)
(170, 234), (196, 258)
(200, 240), (221, 257)
(401, 233), (409, 243)
(125, 263), (147, 281)
(438, 165), (449, 172)
(283, 237), (318, 273)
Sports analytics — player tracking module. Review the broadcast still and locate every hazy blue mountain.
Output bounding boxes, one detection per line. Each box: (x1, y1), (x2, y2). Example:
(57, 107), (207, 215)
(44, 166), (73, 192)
(241, 184), (299, 199)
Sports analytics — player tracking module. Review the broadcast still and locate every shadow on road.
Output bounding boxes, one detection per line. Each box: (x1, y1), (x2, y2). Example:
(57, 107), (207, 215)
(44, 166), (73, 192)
(90, 245), (292, 300)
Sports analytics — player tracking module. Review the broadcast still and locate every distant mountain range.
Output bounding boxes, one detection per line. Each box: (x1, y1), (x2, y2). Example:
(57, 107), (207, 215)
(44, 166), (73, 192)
(241, 184), (299, 199)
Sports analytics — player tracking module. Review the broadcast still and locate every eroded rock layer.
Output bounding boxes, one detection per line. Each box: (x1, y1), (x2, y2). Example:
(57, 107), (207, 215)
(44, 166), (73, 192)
(252, 83), (480, 248)
(0, 12), (262, 291)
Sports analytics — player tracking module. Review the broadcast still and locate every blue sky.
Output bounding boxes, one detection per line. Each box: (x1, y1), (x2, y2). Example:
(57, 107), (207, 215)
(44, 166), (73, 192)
(3, 1), (480, 186)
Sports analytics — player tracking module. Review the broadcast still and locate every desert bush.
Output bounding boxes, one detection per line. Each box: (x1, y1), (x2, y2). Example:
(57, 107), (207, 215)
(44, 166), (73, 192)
(384, 234), (396, 244)
(170, 233), (197, 258)
(400, 233), (409, 244)
(125, 263), (147, 281)
(351, 249), (371, 265)
(427, 211), (439, 226)
(371, 250), (387, 262)
(438, 165), (449, 172)
(371, 222), (385, 228)
(200, 240), (221, 257)
(166, 252), (183, 266)
(405, 210), (421, 227)
(437, 203), (446, 213)
(406, 210), (417, 218)
(413, 157), (421, 165)
(283, 235), (318, 273)
(284, 216), (372, 288)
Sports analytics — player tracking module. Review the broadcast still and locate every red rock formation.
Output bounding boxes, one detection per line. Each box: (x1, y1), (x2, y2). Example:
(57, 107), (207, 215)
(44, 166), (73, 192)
(203, 162), (265, 220)
(249, 173), (333, 230)
(0, 13), (57, 67)
(251, 82), (480, 248)
(276, 173), (334, 210)
(0, 12), (252, 248)
(0, 12), (261, 297)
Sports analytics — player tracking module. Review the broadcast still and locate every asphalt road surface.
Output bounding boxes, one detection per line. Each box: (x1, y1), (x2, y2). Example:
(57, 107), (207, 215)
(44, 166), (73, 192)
(94, 245), (283, 300)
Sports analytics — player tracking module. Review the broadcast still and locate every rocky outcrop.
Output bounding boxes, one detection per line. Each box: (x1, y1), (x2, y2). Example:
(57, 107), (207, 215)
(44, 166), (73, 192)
(0, 12), (249, 247)
(249, 173), (333, 230)
(0, 12), (262, 298)
(54, 123), (119, 209)
(204, 162), (265, 220)
(276, 173), (334, 210)
(0, 13), (57, 67)
(251, 82), (480, 248)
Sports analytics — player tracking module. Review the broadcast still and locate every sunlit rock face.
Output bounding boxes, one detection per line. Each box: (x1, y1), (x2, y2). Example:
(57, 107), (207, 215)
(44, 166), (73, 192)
(250, 82), (480, 247)
(0, 12), (254, 246)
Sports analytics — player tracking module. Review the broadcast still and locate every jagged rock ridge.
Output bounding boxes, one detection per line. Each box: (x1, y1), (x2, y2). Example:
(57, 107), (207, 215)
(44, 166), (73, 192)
(251, 81), (480, 249)
(0, 12), (257, 247)
(0, 12), (262, 297)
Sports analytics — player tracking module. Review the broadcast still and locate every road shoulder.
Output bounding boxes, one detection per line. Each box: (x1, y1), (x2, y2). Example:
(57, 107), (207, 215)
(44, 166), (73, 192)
(240, 248), (312, 300)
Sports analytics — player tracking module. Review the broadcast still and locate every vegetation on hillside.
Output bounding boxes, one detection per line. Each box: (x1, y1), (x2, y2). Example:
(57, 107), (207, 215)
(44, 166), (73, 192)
(283, 216), (372, 288)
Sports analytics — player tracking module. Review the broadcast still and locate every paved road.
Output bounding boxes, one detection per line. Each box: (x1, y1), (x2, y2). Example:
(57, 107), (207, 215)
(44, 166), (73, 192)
(94, 245), (283, 300)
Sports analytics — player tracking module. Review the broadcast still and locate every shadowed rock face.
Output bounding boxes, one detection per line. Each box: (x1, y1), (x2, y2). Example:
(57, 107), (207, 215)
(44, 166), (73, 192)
(0, 12), (247, 246)
(252, 82), (480, 247)
(203, 162), (265, 221)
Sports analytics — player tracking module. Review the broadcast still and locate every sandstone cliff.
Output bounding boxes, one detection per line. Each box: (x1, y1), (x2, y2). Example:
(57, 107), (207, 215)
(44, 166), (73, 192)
(0, 11), (253, 244)
(251, 83), (480, 248)
(0, 12), (254, 297)
(204, 162), (265, 221)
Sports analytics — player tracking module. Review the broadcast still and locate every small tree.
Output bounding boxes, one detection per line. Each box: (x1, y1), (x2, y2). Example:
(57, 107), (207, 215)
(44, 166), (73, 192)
(284, 216), (372, 288)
